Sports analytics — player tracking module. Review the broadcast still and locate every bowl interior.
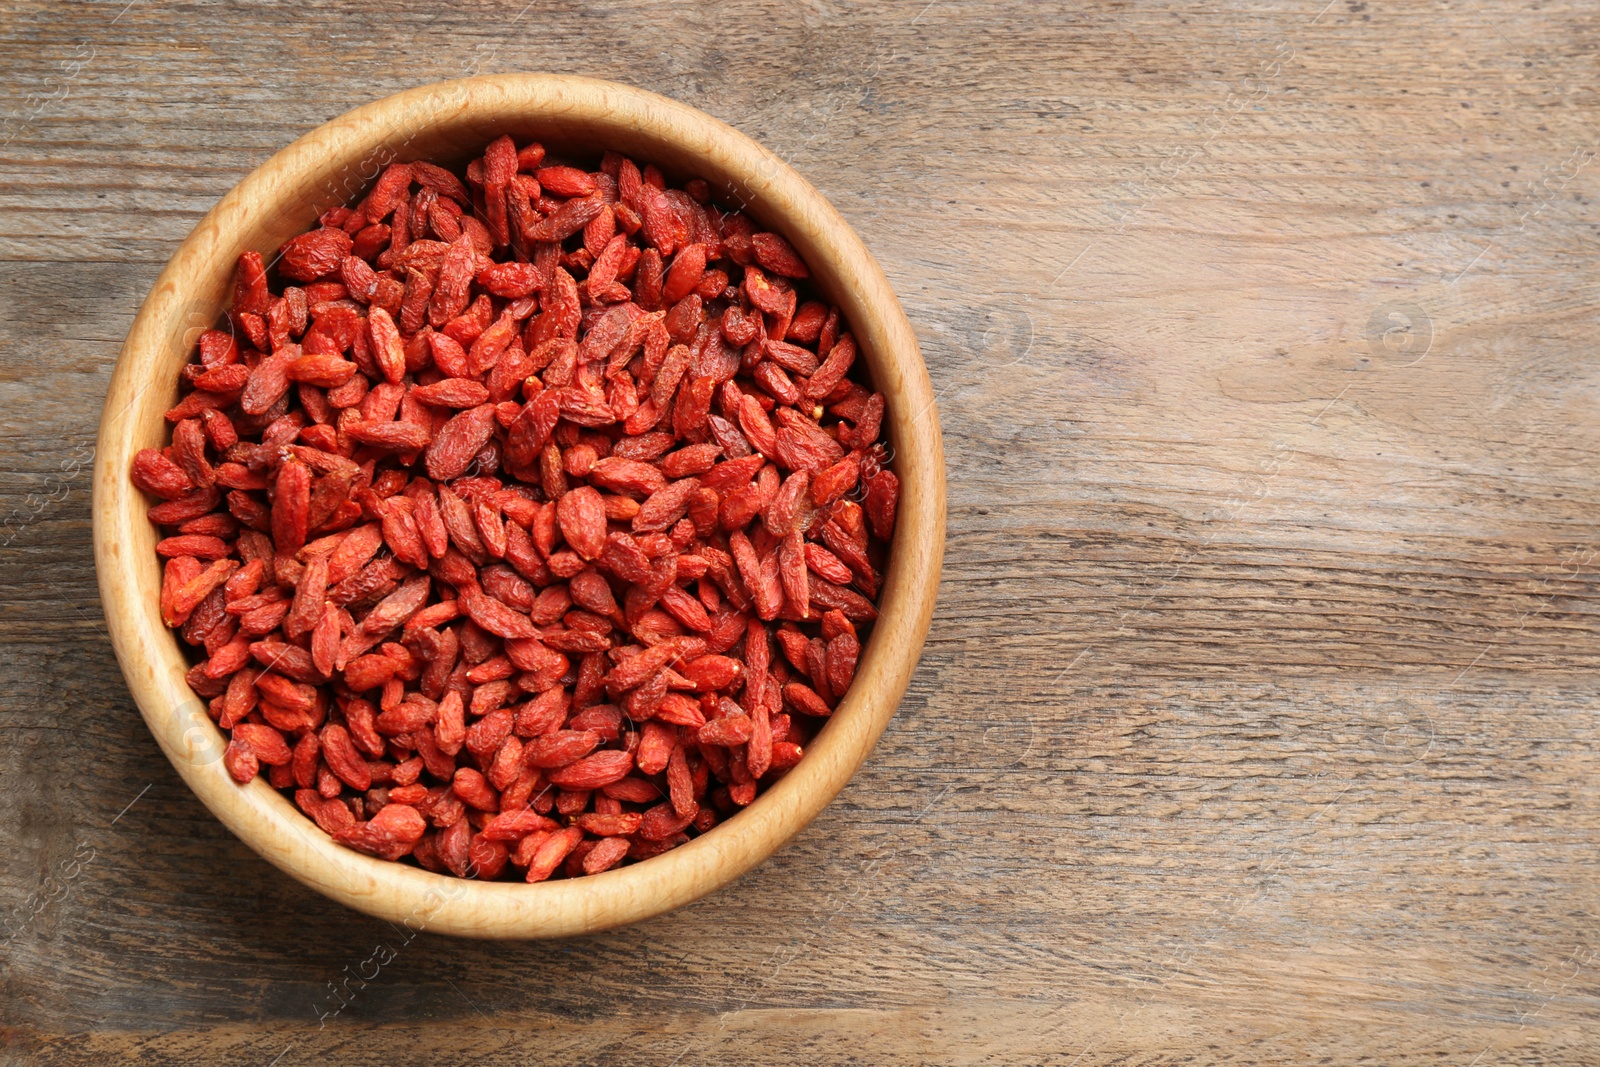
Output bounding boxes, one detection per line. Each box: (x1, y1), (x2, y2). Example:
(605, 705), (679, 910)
(95, 74), (943, 938)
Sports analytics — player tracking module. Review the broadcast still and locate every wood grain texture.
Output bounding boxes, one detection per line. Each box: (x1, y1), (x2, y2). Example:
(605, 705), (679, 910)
(3, 0), (1599, 1063)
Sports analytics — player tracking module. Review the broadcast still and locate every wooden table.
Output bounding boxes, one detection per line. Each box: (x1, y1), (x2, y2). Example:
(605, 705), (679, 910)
(4, 1), (1597, 1063)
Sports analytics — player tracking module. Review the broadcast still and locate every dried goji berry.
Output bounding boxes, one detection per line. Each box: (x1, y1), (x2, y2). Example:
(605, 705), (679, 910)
(136, 137), (897, 880)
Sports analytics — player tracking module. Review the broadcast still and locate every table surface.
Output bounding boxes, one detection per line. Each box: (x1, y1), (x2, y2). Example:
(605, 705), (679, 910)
(4, 1), (1599, 1064)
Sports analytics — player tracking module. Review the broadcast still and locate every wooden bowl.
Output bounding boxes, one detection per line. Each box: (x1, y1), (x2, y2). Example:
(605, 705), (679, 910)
(92, 75), (944, 938)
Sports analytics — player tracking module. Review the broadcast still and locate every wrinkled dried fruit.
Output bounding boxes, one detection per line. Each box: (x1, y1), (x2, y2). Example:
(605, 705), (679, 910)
(134, 135), (897, 882)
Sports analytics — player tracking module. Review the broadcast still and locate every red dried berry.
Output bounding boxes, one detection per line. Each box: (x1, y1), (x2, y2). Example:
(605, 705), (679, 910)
(135, 136), (897, 882)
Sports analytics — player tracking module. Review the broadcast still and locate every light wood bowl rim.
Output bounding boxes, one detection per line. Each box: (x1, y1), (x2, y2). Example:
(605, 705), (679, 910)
(92, 73), (944, 939)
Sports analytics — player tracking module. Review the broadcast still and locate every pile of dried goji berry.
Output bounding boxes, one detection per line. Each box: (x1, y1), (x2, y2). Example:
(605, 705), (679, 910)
(131, 136), (898, 880)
